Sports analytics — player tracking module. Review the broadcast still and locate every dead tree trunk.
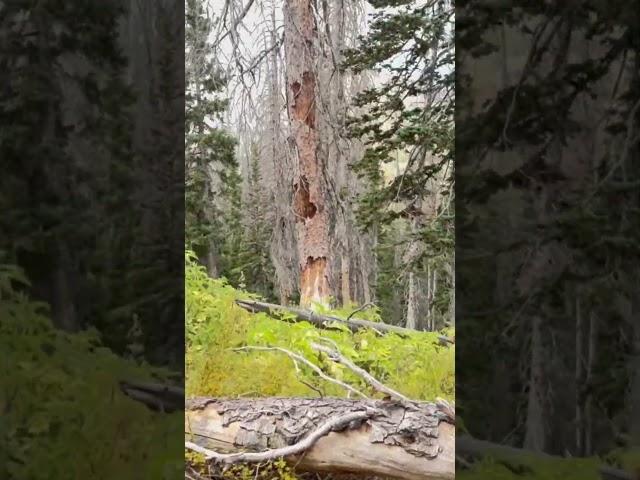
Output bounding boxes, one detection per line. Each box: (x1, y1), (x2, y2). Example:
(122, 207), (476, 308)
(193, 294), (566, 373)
(284, 0), (334, 308)
(185, 397), (454, 480)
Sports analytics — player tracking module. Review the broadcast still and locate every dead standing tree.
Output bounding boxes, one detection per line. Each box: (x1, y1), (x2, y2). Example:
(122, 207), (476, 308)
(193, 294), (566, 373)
(284, 0), (334, 308)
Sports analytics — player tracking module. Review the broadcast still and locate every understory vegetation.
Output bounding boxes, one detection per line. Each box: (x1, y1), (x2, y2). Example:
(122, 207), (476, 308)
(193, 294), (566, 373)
(185, 250), (640, 479)
(185, 251), (454, 401)
(0, 263), (183, 479)
(459, 451), (640, 480)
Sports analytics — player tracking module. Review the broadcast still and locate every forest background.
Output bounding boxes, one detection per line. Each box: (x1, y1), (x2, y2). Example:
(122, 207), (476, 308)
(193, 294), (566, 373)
(185, 0), (454, 331)
(184, 0), (456, 476)
(3, 0), (640, 479)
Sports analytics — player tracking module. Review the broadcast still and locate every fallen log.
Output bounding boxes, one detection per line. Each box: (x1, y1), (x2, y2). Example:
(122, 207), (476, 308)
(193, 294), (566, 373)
(235, 299), (454, 346)
(185, 397), (454, 480)
(119, 380), (184, 413)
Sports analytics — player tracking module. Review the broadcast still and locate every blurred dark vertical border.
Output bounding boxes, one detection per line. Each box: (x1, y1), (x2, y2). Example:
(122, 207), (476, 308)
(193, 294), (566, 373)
(0, 1), (184, 478)
(456, 0), (640, 472)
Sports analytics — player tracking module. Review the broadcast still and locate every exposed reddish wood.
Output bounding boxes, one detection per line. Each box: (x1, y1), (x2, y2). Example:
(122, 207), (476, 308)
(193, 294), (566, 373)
(291, 72), (316, 128)
(300, 256), (331, 306)
(293, 176), (317, 220)
(285, 0), (333, 308)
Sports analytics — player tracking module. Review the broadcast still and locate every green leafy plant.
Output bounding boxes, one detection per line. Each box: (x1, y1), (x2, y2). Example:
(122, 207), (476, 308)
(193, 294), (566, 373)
(186, 251), (454, 401)
(0, 263), (182, 480)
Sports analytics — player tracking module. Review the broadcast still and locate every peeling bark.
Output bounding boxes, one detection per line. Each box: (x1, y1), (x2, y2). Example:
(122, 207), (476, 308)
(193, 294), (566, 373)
(186, 397), (454, 480)
(300, 256), (331, 307)
(284, 0), (334, 308)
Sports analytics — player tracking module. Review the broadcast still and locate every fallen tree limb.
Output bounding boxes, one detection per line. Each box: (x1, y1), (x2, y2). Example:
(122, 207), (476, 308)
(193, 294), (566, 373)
(232, 345), (368, 398)
(311, 342), (410, 402)
(235, 299), (455, 345)
(119, 380), (184, 412)
(185, 397), (454, 480)
(457, 434), (551, 461)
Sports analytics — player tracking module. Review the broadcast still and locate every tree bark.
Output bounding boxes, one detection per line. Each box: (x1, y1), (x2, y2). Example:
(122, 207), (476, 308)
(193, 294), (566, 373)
(406, 272), (418, 330)
(585, 308), (597, 456)
(576, 292), (585, 455)
(341, 252), (351, 306)
(284, 0), (333, 308)
(524, 314), (546, 452)
(185, 397), (454, 480)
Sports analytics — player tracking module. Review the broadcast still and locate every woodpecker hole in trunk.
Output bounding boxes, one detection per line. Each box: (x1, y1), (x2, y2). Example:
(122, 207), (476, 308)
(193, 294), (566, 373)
(290, 72), (315, 128)
(293, 176), (317, 221)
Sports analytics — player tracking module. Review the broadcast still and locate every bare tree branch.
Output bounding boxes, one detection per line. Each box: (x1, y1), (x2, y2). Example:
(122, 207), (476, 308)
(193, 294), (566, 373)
(232, 345), (368, 398)
(310, 341), (411, 402)
(186, 409), (378, 463)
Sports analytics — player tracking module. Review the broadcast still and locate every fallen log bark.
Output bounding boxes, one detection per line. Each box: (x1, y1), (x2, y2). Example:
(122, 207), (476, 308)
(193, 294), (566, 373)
(235, 299), (454, 346)
(185, 397), (454, 480)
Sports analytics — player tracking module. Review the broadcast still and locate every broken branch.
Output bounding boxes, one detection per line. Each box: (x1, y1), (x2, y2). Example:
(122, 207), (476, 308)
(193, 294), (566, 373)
(235, 299), (454, 345)
(232, 345), (367, 398)
(310, 341), (410, 402)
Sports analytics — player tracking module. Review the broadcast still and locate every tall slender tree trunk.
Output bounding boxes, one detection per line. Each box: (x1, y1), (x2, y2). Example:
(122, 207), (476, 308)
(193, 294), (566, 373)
(431, 268), (438, 331)
(524, 315), (546, 452)
(404, 216), (422, 329)
(448, 257), (455, 327)
(629, 275), (640, 445)
(341, 253), (351, 306)
(585, 308), (597, 456)
(284, 0), (333, 308)
(53, 242), (78, 332)
(267, 3), (298, 305)
(206, 250), (219, 278)
(575, 293), (585, 455)
(406, 272), (418, 330)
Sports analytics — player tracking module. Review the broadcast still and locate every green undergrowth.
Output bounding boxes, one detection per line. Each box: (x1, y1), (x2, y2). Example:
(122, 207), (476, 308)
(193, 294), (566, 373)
(459, 457), (599, 480)
(0, 263), (182, 480)
(458, 446), (640, 480)
(186, 251), (454, 401)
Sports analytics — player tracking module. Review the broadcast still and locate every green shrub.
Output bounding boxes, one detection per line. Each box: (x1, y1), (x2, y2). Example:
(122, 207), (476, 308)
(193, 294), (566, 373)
(0, 263), (182, 480)
(186, 251), (454, 401)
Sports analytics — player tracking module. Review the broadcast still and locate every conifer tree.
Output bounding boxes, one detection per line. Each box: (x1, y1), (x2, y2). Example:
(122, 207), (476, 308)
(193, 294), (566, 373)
(233, 145), (276, 300)
(0, 1), (136, 336)
(185, 0), (239, 278)
(344, 0), (454, 328)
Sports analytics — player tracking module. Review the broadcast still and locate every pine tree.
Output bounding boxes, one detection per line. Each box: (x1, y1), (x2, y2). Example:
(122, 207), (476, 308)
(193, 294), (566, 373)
(185, 0), (239, 278)
(0, 1), (136, 337)
(233, 145), (276, 300)
(344, 0), (454, 328)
